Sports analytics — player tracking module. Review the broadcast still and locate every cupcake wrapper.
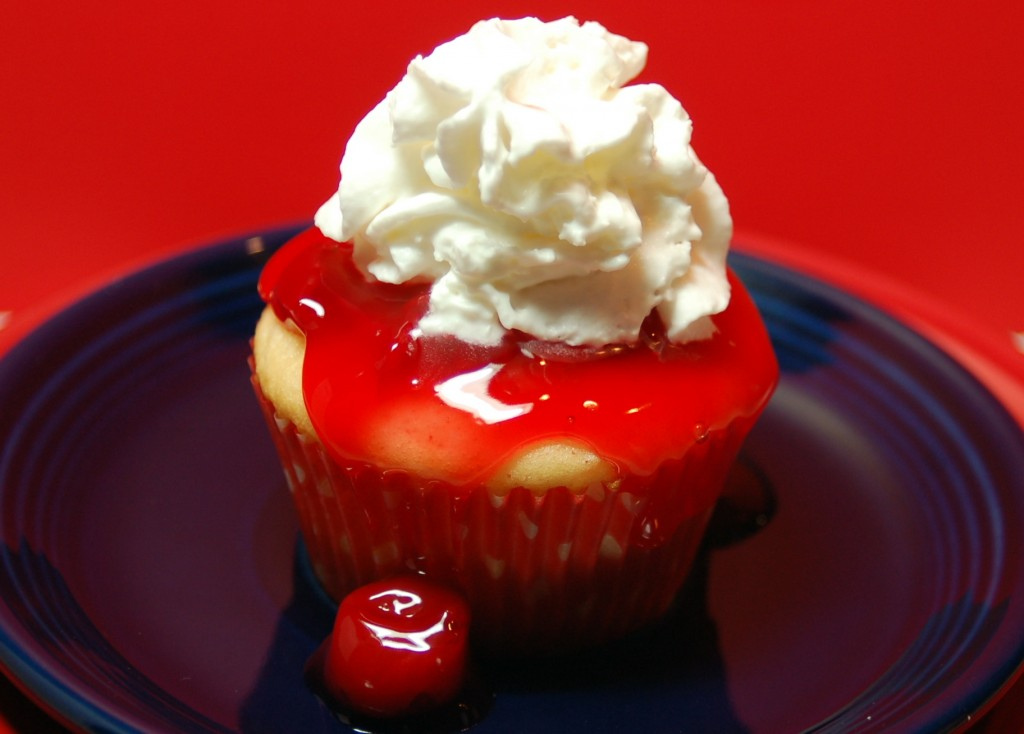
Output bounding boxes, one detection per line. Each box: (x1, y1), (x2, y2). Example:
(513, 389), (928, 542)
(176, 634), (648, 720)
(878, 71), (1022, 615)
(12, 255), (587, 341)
(251, 368), (752, 654)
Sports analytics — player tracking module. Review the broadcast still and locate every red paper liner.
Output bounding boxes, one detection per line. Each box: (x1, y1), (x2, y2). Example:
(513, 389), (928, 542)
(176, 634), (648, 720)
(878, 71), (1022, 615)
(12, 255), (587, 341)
(251, 369), (753, 654)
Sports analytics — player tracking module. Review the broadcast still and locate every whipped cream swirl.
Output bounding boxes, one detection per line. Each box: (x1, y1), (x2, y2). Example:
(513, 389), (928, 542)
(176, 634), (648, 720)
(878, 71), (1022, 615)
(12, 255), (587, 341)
(315, 16), (732, 346)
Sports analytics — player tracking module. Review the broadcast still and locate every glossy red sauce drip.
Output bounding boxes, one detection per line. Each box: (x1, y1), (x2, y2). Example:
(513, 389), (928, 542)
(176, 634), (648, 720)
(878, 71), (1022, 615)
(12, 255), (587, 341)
(323, 576), (471, 718)
(259, 228), (777, 484)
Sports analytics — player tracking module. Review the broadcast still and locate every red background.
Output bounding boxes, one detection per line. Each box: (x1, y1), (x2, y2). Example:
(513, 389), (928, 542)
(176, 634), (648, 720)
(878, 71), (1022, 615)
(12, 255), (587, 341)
(2, 0), (1023, 730)
(3, 1), (1023, 342)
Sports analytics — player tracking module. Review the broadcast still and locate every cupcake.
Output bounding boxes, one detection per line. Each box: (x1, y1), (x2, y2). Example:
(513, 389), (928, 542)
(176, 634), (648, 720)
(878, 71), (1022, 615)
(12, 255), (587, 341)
(251, 16), (777, 654)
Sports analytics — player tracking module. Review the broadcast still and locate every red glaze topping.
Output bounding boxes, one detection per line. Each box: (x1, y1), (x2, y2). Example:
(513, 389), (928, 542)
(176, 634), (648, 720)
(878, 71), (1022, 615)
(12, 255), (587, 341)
(323, 576), (471, 718)
(258, 227), (778, 484)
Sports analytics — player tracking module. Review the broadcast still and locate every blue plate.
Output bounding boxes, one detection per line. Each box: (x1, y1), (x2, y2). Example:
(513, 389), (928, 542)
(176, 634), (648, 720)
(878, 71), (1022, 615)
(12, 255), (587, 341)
(2, 226), (1023, 733)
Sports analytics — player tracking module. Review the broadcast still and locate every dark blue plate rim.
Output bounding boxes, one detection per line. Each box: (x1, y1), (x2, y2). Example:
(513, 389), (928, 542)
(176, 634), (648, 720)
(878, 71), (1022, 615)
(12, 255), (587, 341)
(0, 225), (1022, 733)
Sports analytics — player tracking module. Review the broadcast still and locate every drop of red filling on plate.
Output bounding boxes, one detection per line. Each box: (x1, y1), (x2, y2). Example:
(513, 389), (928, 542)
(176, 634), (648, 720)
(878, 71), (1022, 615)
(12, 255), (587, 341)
(305, 575), (491, 730)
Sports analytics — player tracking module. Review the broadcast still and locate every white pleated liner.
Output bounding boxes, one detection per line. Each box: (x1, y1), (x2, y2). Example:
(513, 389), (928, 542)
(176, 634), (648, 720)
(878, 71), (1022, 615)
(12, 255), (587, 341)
(252, 370), (750, 654)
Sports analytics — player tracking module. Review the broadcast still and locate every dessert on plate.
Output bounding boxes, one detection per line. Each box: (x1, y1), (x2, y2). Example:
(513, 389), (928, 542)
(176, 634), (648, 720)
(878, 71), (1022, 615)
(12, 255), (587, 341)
(251, 15), (778, 655)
